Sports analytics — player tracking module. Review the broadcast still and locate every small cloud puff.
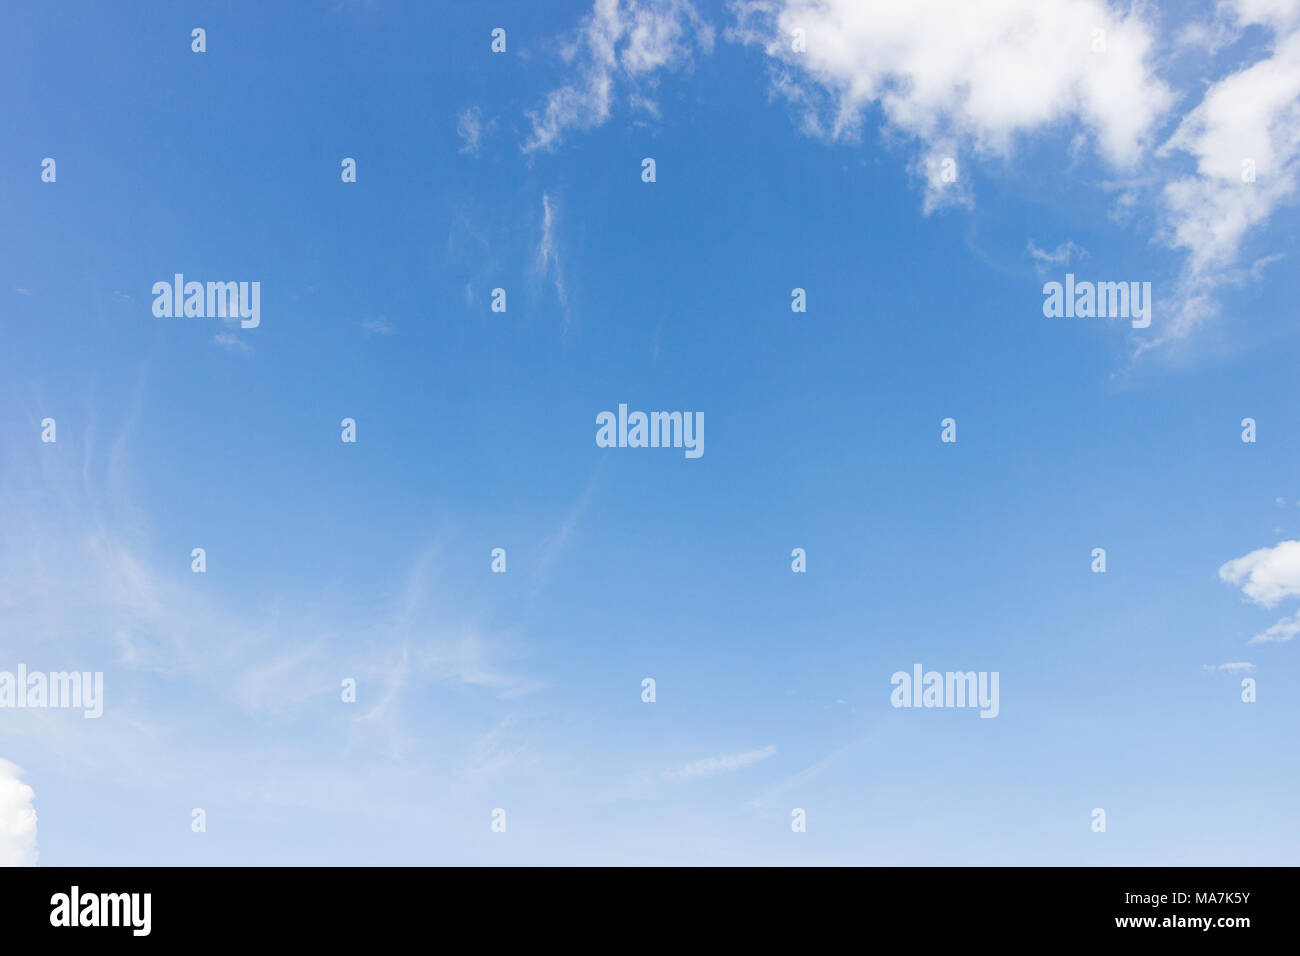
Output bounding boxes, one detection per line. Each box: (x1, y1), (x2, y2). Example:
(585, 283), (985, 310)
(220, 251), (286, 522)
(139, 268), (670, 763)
(0, 759), (37, 867)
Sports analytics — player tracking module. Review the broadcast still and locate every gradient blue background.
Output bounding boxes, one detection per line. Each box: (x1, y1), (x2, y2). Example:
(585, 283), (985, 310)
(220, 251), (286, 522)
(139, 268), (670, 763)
(2, 0), (1297, 865)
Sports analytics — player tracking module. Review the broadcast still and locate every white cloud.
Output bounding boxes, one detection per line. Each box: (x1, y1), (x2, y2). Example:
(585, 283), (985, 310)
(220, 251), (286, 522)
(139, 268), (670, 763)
(664, 744), (776, 779)
(730, 0), (1173, 210)
(424, 633), (545, 698)
(538, 194), (560, 283)
(1175, 18), (1240, 55)
(745, 740), (857, 814)
(536, 193), (571, 330)
(1204, 661), (1255, 672)
(1249, 610), (1300, 643)
(726, 1), (1300, 350)
(457, 106), (486, 155)
(0, 759), (38, 866)
(0, 427), (542, 731)
(1028, 239), (1089, 274)
(1219, 539), (1300, 607)
(213, 332), (252, 354)
(524, 0), (714, 152)
(1234, 0), (1300, 31)
(361, 317), (394, 335)
(530, 471), (599, 593)
(1250, 252), (1286, 280)
(1151, 4), (1300, 343)
(515, 1), (1297, 350)
(458, 718), (540, 780)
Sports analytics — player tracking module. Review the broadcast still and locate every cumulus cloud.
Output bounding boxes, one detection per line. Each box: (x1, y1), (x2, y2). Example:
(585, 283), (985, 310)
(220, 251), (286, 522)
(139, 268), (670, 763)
(1219, 539), (1300, 607)
(1153, 2), (1300, 343)
(1220, 539), (1300, 646)
(0, 759), (38, 866)
(664, 744), (776, 779)
(721, 0), (1299, 349)
(524, 0), (715, 152)
(729, 0), (1173, 210)
(514, 0), (1295, 349)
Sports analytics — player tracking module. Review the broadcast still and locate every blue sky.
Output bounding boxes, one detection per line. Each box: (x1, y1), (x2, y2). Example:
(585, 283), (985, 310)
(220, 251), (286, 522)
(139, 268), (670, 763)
(2, 0), (1300, 865)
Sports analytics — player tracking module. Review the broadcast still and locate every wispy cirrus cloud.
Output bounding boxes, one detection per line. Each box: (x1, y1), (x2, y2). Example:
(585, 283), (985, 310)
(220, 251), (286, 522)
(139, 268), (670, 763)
(664, 744), (776, 779)
(1249, 610), (1300, 644)
(1027, 239), (1089, 276)
(523, 0), (714, 153)
(458, 717), (541, 780)
(529, 468), (599, 594)
(213, 331), (253, 354)
(457, 106), (489, 156)
(1, 423), (543, 725)
(1204, 661), (1255, 672)
(745, 740), (857, 815)
(536, 193), (571, 333)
